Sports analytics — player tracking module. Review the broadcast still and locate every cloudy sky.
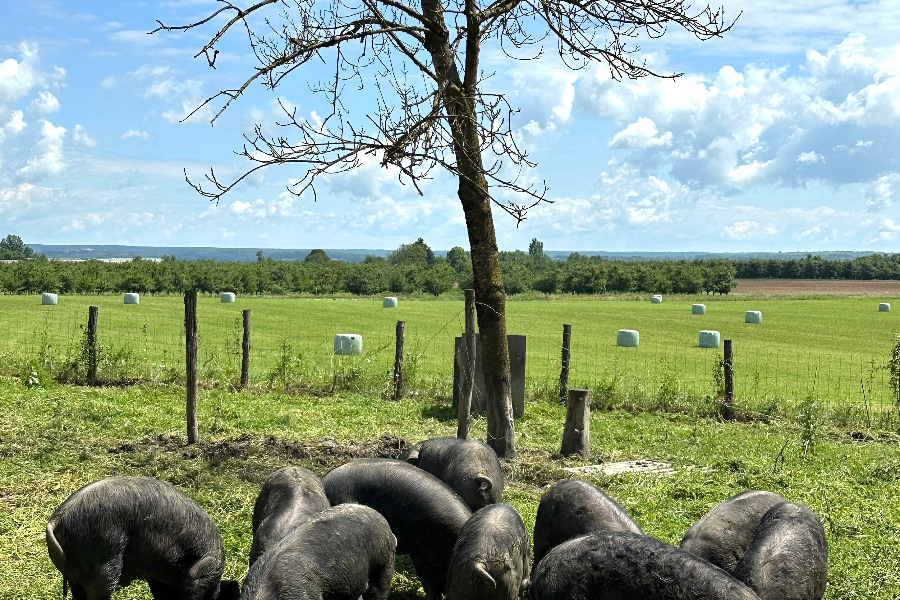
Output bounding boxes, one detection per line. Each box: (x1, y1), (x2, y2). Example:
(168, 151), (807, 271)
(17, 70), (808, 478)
(1, 0), (899, 252)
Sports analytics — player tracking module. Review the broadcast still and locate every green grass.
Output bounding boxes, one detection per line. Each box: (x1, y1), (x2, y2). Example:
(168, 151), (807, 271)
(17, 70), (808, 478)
(1, 294), (899, 425)
(1, 379), (899, 599)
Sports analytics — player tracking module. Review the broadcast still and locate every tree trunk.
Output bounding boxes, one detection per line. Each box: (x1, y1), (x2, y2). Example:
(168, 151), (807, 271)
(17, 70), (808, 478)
(461, 184), (514, 458)
(421, 0), (515, 458)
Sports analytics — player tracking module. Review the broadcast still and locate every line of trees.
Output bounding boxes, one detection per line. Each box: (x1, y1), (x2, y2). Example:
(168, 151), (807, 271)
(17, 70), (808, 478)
(734, 254), (900, 280)
(0, 237), (738, 296)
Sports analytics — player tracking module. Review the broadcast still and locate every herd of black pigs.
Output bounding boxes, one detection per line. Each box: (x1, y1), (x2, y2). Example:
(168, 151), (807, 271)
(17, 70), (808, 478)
(44, 436), (828, 600)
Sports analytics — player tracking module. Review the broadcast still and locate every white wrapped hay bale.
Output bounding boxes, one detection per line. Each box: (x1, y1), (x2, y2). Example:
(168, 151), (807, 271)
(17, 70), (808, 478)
(650, 295), (662, 304)
(617, 330), (639, 347)
(692, 304), (706, 315)
(879, 303), (891, 312)
(745, 310), (762, 324)
(221, 292), (236, 303)
(383, 297), (398, 308)
(698, 330), (720, 348)
(41, 293), (58, 305)
(334, 333), (363, 355)
(124, 293), (140, 305)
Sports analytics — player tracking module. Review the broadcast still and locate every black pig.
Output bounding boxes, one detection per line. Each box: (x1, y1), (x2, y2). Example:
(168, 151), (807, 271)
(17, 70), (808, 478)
(240, 503), (396, 600)
(323, 458), (472, 599)
(445, 504), (531, 600)
(734, 502), (828, 600)
(532, 479), (642, 567)
(46, 476), (239, 600)
(680, 490), (786, 573)
(529, 531), (760, 600)
(401, 437), (504, 511)
(249, 466), (330, 566)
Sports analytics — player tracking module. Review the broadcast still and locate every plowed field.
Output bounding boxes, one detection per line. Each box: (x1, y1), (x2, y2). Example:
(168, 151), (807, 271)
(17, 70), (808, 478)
(733, 278), (900, 295)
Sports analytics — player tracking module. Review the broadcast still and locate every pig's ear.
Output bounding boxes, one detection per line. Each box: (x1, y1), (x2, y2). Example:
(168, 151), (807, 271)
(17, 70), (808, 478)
(218, 579), (240, 600)
(474, 563), (496, 589)
(476, 476), (492, 492)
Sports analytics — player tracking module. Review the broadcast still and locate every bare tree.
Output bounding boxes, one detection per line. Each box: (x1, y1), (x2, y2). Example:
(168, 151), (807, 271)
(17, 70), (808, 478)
(153, 0), (734, 459)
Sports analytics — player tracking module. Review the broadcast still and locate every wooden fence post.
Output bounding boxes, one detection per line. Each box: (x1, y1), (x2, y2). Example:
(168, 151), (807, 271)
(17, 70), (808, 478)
(184, 290), (199, 444)
(241, 309), (251, 389)
(561, 388), (590, 458)
(392, 320), (405, 400)
(558, 323), (571, 403)
(723, 339), (735, 421)
(87, 306), (98, 384)
(457, 289), (477, 439)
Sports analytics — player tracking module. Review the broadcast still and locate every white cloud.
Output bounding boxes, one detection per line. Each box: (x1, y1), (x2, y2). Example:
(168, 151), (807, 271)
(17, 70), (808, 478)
(529, 160), (701, 234)
(18, 120), (66, 176)
(73, 124), (96, 147)
(574, 35), (900, 192)
(609, 118), (673, 148)
(221, 228), (235, 239)
(866, 173), (900, 212)
(0, 183), (54, 214)
(61, 214), (104, 232)
(227, 193), (301, 219)
(28, 91), (60, 115)
(0, 44), (42, 108)
(723, 220), (778, 240)
(5, 110), (25, 134)
(100, 75), (116, 89)
(230, 200), (252, 214)
(797, 151), (824, 164)
(121, 129), (149, 140)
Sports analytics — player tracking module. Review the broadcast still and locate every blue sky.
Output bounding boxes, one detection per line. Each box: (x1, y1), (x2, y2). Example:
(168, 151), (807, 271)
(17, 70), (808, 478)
(1, 0), (899, 252)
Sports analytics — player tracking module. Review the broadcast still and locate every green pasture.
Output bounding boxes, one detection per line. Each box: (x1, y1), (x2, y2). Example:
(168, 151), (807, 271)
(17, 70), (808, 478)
(1, 380), (898, 599)
(1, 294), (899, 424)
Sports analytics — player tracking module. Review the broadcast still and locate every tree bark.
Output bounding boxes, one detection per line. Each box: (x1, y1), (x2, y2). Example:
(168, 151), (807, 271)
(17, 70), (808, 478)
(421, 0), (515, 458)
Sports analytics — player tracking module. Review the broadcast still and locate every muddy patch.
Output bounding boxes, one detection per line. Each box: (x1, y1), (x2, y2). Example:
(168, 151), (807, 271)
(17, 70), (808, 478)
(108, 433), (410, 473)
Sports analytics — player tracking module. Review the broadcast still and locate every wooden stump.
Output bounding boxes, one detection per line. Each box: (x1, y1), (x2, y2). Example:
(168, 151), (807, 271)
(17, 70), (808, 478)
(392, 320), (405, 400)
(561, 388), (590, 458)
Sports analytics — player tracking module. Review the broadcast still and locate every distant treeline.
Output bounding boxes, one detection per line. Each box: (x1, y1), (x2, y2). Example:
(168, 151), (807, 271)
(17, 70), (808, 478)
(734, 253), (900, 280)
(0, 238), (739, 296)
(5, 239), (898, 297)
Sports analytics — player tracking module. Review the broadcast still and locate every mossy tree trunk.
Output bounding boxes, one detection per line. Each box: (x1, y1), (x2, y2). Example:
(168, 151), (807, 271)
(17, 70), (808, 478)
(421, 0), (515, 458)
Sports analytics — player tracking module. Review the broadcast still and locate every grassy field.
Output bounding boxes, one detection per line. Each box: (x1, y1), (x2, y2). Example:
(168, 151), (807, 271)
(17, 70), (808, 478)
(1, 294), (899, 425)
(1, 379), (898, 599)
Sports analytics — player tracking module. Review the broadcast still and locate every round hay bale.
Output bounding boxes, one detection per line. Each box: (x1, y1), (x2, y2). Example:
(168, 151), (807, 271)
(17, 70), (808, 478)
(879, 302), (891, 312)
(221, 292), (236, 303)
(124, 293), (140, 305)
(650, 295), (662, 304)
(383, 296), (398, 308)
(698, 330), (720, 348)
(745, 310), (762, 324)
(41, 293), (58, 305)
(692, 304), (706, 315)
(617, 330), (639, 347)
(334, 333), (363, 355)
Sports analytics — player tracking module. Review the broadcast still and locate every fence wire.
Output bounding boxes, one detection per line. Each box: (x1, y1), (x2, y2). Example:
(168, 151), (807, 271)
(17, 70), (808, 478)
(1, 295), (898, 429)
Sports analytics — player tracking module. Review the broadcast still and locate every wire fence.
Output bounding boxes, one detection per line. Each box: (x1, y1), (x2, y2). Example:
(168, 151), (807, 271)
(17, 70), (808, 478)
(1, 295), (898, 430)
